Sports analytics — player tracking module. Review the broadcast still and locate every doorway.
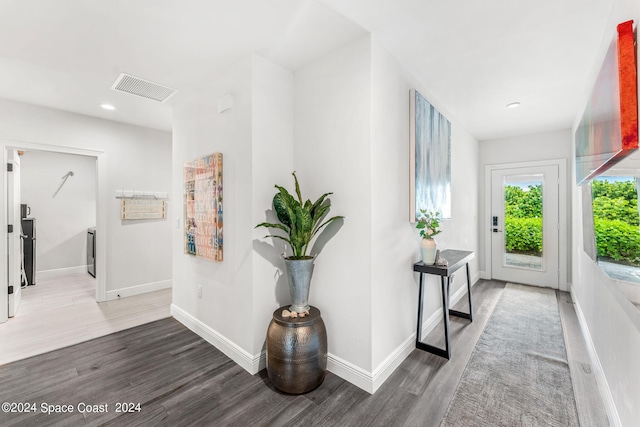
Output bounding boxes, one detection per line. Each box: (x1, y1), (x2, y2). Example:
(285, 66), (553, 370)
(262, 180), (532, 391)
(485, 160), (567, 290)
(1, 141), (106, 324)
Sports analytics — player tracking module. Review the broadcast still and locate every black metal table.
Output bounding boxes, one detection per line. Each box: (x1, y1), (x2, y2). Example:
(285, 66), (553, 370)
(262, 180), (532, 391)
(413, 249), (474, 359)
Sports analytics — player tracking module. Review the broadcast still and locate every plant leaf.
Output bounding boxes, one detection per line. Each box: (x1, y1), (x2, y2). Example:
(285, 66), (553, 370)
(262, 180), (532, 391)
(255, 222), (290, 234)
(273, 188), (297, 228)
(311, 204), (330, 231)
(292, 171), (303, 204)
(312, 215), (344, 237)
(311, 193), (333, 219)
(267, 234), (293, 246)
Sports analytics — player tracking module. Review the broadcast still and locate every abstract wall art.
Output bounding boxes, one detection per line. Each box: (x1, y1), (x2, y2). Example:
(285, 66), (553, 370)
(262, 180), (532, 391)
(184, 152), (223, 262)
(575, 20), (638, 185)
(410, 88), (452, 221)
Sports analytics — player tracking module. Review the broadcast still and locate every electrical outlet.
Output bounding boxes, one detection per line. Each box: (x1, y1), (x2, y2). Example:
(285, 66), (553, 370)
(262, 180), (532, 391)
(197, 285), (202, 298)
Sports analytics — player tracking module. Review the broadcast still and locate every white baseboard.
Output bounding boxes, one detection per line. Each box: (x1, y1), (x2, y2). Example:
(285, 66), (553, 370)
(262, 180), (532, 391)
(37, 265), (88, 280)
(333, 277), (480, 394)
(422, 277), (475, 334)
(371, 333), (415, 393)
(327, 353), (375, 393)
(106, 279), (172, 300)
(171, 304), (263, 375)
(571, 294), (621, 427)
(171, 278), (479, 395)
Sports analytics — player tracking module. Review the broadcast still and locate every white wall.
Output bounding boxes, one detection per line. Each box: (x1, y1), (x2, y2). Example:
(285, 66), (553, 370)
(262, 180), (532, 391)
(172, 55), (255, 355)
(293, 35), (479, 390)
(370, 40), (479, 378)
(0, 98), (172, 297)
(172, 37), (480, 393)
(171, 54), (294, 369)
(20, 150), (96, 274)
(294, 35), (374, 372)
(478, 129), (573, 282)
(570, 0), (640, 425)
(251, 55), (295, 355)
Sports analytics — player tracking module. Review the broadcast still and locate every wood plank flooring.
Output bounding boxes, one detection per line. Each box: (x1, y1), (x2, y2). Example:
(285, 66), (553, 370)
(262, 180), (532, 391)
(0, 280), (608, 426)
(0, 272), (171, 364)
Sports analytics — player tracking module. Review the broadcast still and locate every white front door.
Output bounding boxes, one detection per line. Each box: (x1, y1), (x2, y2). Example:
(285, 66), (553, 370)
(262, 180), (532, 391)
(491, 164), (560, 288)
(7, 150), (22, 316)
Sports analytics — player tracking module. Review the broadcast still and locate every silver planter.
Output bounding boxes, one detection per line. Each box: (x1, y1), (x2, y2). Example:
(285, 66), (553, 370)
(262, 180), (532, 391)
(284, 257), (315, 313)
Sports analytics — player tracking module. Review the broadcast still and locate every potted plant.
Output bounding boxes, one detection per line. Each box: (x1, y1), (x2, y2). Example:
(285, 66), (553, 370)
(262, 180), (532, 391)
(416, 209), (441, 264)
(256, 172), (343, 312)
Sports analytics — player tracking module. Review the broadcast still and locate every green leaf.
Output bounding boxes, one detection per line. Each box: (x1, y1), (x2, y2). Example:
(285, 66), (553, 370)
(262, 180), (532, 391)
(292, 171), (303, 204)
(311, 193), (333, 219)
(255, 222), (290, 234)
(267, 234), (294, 247)
(273, 188), (297, 228)
(312, 215), (344, 237)
(255, 172), (344, 258)
(311, 204), (330, 230)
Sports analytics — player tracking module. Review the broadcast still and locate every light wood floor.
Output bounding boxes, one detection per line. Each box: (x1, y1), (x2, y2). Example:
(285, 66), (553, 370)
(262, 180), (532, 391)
(0, 280), (609, 426)
(0, 272), (171, 365)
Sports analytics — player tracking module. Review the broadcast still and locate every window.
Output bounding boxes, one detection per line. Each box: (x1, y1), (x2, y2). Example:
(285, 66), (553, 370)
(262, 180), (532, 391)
(590, 176), (640, 286)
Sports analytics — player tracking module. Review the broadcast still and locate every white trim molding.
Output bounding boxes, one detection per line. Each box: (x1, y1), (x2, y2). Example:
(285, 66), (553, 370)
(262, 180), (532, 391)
(571, 294), (622, 427)
(484, 159), (568, 291)
(172, 277), (480, 395)
(106, 279), (172, 300)
(337, 276), (480, 394)
(37, 266), (89, 280)
(171, 304), (263, 375)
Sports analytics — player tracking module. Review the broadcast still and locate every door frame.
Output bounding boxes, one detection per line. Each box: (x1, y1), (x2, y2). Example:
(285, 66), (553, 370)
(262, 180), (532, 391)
(0, 139), (106, 324)
(484, 159), (568, 291)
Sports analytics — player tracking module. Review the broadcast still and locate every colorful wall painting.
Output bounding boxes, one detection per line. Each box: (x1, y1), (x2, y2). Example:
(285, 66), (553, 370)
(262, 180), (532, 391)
(184, 153), (223, 262)
(575, 20), (638, 185)
(410, 88), (452, 221)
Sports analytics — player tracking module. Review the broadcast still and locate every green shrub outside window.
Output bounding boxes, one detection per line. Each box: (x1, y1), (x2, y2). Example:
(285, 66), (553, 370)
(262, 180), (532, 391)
(592, 178), (640, 266)
(504, 184), (542, 256)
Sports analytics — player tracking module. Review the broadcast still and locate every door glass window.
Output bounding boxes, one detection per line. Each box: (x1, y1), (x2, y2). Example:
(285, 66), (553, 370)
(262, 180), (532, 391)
(503, 174), (544, 270)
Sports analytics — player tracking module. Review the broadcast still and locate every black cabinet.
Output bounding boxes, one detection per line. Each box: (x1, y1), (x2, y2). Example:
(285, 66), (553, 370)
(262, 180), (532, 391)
(87, 227), (96, 277)
(21, 218), (36, 286)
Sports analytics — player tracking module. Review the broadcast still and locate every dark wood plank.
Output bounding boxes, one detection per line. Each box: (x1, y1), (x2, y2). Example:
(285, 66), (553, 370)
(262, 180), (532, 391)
(0, 280), (604, 426)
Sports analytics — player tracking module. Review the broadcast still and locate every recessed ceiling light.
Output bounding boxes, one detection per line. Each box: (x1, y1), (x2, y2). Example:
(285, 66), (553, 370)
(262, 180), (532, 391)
(506, 102), (521, 109)
(100, 103), (116, 111)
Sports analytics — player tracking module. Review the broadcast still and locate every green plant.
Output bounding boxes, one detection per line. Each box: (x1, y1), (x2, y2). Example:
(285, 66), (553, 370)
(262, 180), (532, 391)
(416, 210), (442, 239)
(592, 196), (639, 225)
(504, 217), (542, 255)
(505, 184), (542, 218)
(594, 218), (640, 264)
(590, 178), (640, 264)
(256, 172), (344, 259)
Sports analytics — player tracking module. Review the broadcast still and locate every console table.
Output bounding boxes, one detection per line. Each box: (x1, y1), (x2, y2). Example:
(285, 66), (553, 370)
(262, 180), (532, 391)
(413, 249), (474, 359)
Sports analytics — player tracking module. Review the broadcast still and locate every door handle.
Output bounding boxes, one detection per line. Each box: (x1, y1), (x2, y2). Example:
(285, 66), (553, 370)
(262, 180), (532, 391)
(492, 228), (503, 233)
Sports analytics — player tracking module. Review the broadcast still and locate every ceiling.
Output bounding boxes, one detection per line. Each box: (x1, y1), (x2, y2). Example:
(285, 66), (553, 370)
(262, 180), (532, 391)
(0, 0), (616, 140)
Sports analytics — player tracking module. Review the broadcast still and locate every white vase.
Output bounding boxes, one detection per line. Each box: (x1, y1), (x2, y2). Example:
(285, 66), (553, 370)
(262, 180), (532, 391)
(421, 238), (437, 264)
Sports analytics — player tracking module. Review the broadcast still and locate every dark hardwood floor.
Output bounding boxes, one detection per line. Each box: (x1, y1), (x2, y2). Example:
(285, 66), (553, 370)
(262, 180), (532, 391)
(0, 280), (606, 426)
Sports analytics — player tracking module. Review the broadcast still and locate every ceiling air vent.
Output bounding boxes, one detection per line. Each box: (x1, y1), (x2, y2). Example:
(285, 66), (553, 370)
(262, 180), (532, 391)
(111, 73), (177, 102)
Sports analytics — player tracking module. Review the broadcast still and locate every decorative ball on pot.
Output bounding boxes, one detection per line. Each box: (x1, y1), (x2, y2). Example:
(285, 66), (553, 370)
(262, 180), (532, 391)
(416, 210), (442, 265)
